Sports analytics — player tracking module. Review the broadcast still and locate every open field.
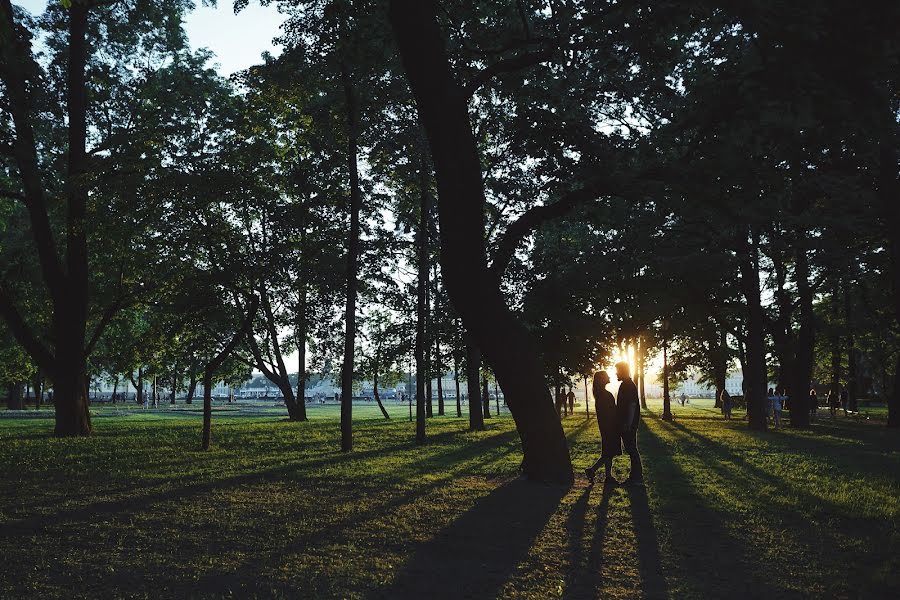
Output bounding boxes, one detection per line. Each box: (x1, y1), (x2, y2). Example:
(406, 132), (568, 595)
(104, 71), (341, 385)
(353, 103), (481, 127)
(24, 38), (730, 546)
(1, 399), (897, 599)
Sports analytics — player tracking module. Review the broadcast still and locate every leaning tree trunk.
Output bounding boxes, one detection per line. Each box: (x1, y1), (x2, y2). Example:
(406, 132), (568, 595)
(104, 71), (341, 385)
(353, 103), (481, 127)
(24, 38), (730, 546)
(739, 230), (768, 431)
(433, 263), (444, 416)
(389, 0), (573, 483)
(466, 334), (484, 431)
(202, 297), (258, 451)
(256, 285), (304, 420)
(372, 366), (390, 420)
(638, 337), (647, 409)
(339, 53), (362, 453)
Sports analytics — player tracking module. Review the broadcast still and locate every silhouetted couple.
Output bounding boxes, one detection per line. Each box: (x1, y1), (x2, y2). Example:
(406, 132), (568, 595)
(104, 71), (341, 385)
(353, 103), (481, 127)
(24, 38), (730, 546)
(584, 361), (643, 486)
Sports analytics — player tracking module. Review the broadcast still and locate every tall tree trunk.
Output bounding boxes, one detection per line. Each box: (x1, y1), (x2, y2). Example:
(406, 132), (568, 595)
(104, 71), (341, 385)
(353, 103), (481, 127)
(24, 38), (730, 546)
(466, 334), (484, 431)
(6, 383), (23, 410)
(186, 373), (197, 405)
(879, 136), (900, 426)
(584, 376), (590, 418)
(295, 287), (309, 421)
(638, 337), (647, 409)
(425, 268), (433, 418)
(436, 345), (444, 416)
(34, 370), (42, 409)
(0, 3), (97, 436)
(739, 230), (768, 431)
(789, 239), (814, 428)
(845, 283), (858, 413)
(714, 329), (728, 409)
(339, 54), (361, 453)
(415, 155), (430, 443)
(389, 1), (573, 483)
(482, 374), (491, 419)
(454, 354), (462, 417)
(169, 371), (177, 405)
(152, 376), (158, 408)
(111, 376), (118, 406)
(494, 380), (500, 416)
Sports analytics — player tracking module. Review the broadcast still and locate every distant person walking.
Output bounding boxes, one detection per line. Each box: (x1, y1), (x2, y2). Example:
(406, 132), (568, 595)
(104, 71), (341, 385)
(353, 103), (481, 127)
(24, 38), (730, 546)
(567, 387), (576, 415)
(680, 392), (688, 406)
(767, 387), (776, 423)
(720, 389), (733, 421)
(772, 388), (784, 429)
(615, 361), (643, 485)
(809, 388), (818, 421)
(827, 386), (840, 418)
(584, 370), (621, 485)
(556, 389), (566, 417)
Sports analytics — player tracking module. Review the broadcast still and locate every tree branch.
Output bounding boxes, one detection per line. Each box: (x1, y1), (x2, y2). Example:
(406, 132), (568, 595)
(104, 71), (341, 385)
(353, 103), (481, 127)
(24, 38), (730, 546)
(487, 176), (621, 278)
(462, 48), (554, 99)
(0, 283), (55, 375)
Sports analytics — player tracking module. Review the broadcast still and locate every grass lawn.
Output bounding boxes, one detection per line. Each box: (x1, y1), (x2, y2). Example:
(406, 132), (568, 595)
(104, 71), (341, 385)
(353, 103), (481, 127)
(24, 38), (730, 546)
(1, 399), (897, 599)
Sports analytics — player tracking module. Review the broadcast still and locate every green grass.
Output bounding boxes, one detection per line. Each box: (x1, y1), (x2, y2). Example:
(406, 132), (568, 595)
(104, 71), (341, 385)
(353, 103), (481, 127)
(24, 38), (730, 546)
(0, 399), (897, 598)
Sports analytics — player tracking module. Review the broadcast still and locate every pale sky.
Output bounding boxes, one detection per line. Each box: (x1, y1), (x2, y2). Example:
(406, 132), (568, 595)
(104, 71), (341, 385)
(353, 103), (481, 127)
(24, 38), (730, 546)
(13, 0), (285, 76)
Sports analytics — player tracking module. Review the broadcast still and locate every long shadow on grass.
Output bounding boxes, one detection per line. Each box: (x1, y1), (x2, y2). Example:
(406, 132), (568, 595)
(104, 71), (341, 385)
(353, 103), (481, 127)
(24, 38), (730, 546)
(628, 482), (668, 599)
(370, 478), (565, 600)
(639, 421), (781, 598)
(0, 425), (520, 540)
(563, 482), (613, 599)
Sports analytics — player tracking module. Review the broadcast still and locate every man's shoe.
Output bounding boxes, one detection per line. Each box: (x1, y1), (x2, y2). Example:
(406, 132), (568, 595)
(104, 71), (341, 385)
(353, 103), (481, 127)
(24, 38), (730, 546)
(583, 468), (595, 483)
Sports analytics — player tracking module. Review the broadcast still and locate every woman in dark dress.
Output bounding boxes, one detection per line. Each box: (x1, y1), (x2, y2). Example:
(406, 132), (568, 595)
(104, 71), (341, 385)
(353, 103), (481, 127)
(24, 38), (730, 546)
(584, 370), (622, 484)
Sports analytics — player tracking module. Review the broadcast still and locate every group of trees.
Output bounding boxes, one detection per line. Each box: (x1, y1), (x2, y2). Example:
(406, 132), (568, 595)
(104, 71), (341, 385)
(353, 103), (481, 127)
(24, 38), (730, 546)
(1, 1), (897, 483)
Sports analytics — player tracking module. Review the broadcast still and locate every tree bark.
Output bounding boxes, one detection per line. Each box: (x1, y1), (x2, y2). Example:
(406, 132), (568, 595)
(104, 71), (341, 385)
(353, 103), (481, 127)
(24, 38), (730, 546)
(714, 329), (728, 409)
(186, 373), (197, 405)
(339, 53), (361, 453)
(389, 0), (573, 483)
(454, 354), (462, 417)
(879, 136), (899, 426)
(0, 4), (98, 436)
(482, 374), (491, 419)
(415, 155), (430, 443)
(248, 287), (303, 420)
(739, 230), (768, 430)
(638, 336), (647, 409)
(373, 369), (390, 420)
(788, 239), (814, 427)
(295, 287), (309, 421)
(845, 283), (858, 413)
(6, 383), (23, 410)
(466, 334), (484, 431)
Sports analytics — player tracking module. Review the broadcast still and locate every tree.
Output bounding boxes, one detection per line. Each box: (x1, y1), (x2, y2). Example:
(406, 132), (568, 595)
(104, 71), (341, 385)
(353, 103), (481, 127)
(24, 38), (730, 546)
(389, 1), (573, 483)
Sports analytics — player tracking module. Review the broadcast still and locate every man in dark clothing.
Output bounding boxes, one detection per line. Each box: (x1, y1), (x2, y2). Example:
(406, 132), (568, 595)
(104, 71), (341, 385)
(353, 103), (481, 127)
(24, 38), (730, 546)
(615, 361), (643, 485)
(566, 387), (576, 415)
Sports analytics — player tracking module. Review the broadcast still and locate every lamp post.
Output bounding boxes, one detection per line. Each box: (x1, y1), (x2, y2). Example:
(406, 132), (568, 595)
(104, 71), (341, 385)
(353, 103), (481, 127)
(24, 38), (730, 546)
(662, 318), (673, 421)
